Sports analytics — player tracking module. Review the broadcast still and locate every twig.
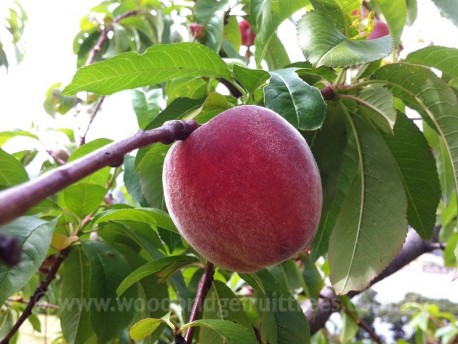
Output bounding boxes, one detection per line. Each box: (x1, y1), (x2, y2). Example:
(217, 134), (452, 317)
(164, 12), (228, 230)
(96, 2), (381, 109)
(0, 120), (199, 226)
(79, 96), (105, 146)
(340, 302), (383, 343)
(305, 230), (444, 334)
(85, 10), (139, 66)
(0, 249), (70, 344)
(184, 262), (215, 344)
(7, 297), (59, 311)
(80, 10), (139, 145)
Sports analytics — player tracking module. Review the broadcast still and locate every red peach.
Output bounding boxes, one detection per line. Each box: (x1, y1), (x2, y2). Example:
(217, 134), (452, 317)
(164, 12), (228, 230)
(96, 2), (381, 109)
(239, 20), (255, 47)
(163, 105), (322, 272)
(367, 21), (389, 40)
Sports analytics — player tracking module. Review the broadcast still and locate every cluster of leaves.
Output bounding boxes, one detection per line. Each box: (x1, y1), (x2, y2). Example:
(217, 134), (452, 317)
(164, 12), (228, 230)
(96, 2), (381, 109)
(1, 0), (458, 343)
(0, 0), (27, 71)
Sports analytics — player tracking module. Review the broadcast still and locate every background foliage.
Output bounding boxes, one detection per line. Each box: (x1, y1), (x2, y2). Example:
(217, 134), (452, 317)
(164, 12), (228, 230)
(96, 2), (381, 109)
(0, 0), (458, 343)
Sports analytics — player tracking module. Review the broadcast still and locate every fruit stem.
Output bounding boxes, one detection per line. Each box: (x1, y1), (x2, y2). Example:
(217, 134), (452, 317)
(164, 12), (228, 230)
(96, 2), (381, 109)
(184, 261), (215, 343)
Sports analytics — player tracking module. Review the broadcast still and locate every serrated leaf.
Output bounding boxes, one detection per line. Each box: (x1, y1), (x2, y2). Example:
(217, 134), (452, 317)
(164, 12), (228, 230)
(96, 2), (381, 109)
(233, 65), (270, 95)
(166, 77), (208, 105)
(372, 0), (406, 44)
(329, 114), (408, 294)
(194, 92), (232, 123)
(117, 255), (198, 297)
(195, 0), (228, 52)
(406, 46), (458, 80)
(371, 64), (458, 210)
(94, 207), (177, 232)
(430, 0), (458, 28)
(63, 43), (231, 95)
(298, 11), (393, 67)
(181, 319), (259, 344)
(0, 217), (56, 305)
(380, 113), (441, 239)
(0, 148), (28, 190)
(130, 317), (171, 341)
(60, 247), (92, 344)
(349, 85), (396, 133)
(251, 0), (308, 66)
(81, 241), (136, 343)
(265, 68), (327, 130)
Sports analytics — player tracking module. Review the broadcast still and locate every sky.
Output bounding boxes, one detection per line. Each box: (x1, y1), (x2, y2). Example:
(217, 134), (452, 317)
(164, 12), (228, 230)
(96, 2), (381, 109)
(1, 0), (457, 305)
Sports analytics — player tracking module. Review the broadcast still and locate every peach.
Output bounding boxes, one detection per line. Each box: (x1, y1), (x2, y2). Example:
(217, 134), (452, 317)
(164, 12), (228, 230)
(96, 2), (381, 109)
(367, 21), (389, 40)
(162, 105), (322, 272)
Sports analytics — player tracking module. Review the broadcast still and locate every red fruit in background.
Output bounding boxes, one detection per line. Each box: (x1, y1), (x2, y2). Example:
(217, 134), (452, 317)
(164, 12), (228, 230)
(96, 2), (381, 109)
(367, 21), (389, 40)
(163, 105), (322, 272)
(239, 20), (255, 47)
(189, 23), (206, 40)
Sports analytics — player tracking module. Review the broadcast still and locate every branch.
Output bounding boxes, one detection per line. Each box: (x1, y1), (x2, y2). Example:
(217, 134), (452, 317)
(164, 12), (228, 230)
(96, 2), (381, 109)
(340, 302), (383, 343)
(184, 262), (215, 344)
(79, 96), (105, 146)
(0, 120), (199, 226)
(305, 230), (442, 334)
(0, 248), (70, 344)
(7, 297), (60, 311)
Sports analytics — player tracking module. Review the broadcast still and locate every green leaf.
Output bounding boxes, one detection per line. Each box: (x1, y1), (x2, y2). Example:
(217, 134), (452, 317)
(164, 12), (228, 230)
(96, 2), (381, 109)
(131, 88), (162, 129)
(81, 241), (136, 343)
(307, 106), (350, 260)
(63, 43), (232, 95)
(371, 64), (458, 209)
(68, 138), (112, 186)
(123, 155), (147, 206)
(406, 46), (458, 80)
(430, 0), (458, 28)
(195, 0), (228, 52)
(372, 0), (406, 44)
(130, 317), (171, 341)
(233, 65), (270, 95)
(380, 113), (441, 240)
(0, 217), (56, 305)
(181, 319), (259, 344)
(349, 85), (396, 133)
(194, 92), (232, 123)
(406, 0), (418, 25)
(329, 114), (408, 294)
(223, 16), (242, 52)
(0, 131), (38, 146)
(252, 0), (308, 66)
(94, 207), (177, 232)
(264, 33), (291, 70)
(298, 11), (393, 67)
(241, 270), (310, 344)
(144, 96), (206, 131)
(424, 122), (455, 203)
(309, 0), (361, 36)
(265, 68), (327, 130)
(0, 148), (28, 189)
(166, 77), (208, 104)
(60, 247), (92, 344)
(117, 255), (198, 297)
(59, 183), (106, 219)
(200, 280), (253, 344)
(138, 144), (169, 209)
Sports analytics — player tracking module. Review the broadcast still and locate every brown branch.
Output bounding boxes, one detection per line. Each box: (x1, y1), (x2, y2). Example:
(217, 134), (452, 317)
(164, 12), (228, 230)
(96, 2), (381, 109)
(0, 120), (199, 226)
(305, 230), (443, 335)
(0, 248), (70, 344)
(340, 302), (383, 343)
(184, 262), (215, 344)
